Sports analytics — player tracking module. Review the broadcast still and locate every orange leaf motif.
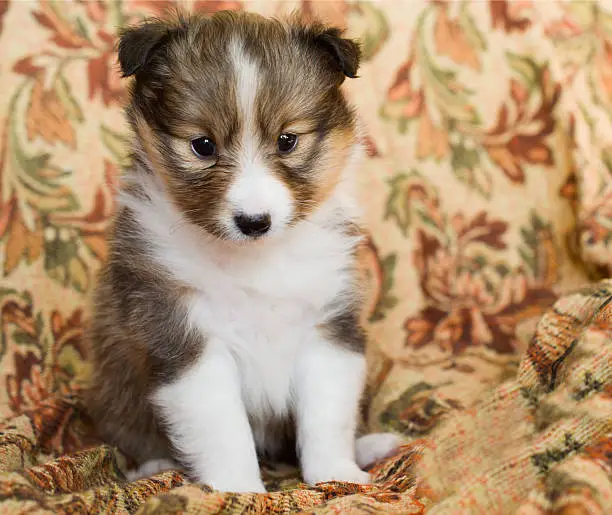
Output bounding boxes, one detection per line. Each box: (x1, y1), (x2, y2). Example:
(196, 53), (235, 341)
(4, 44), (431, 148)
(0, 196), (16, 238)
(4, 206), (43, 275)
(417, 110), (450, 160)
(26, 74), (76, 148)
(87, 49), (125, 106)
(490, 0), (532, 33)
(487, 146), (525, 183)
(32, 1), (91, 49)
(434, 7), (480, 70)
(13, 56), (45, 77)
(386, 59), (424, 119)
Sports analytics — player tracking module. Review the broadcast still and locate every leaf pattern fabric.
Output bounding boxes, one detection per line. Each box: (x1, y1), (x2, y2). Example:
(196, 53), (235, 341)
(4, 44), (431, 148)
(0, 1), (611, 513)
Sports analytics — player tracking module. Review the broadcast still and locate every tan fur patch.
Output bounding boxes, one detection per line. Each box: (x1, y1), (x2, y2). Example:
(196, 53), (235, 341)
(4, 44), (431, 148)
(314, 128), (354, 205)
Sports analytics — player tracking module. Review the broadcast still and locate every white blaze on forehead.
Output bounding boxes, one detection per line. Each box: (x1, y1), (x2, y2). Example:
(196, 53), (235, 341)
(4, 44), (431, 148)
(227, 38), (293, 231)
(229, 38), (258, 138)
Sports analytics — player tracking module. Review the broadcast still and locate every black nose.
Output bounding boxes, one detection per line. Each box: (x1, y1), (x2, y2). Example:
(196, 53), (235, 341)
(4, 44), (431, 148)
(233, 213), (271, 237)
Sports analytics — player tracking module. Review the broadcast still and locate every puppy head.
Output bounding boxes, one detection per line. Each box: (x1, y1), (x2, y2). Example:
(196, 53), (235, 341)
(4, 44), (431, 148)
(119, 11), (361, 242)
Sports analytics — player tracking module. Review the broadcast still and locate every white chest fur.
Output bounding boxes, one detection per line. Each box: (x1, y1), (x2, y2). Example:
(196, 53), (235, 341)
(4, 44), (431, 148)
(120, 176), (360, 424)
(183, 227), (355, 423)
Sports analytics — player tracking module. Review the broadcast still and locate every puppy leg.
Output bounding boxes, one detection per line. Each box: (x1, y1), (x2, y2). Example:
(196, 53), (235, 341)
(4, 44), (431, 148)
(295, 339), (369, 485)
(152, 344), (265, 493)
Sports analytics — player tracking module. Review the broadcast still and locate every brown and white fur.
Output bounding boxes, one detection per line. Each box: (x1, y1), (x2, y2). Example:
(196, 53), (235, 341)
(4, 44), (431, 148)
(86, 11), (399, 493)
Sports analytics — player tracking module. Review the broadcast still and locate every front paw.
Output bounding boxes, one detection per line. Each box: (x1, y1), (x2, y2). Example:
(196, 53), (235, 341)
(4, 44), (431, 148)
(303, 460), (370, 486)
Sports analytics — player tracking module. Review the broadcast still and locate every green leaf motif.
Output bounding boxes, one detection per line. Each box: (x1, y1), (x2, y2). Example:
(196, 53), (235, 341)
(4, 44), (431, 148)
(398, 117), (410, 134)
(473, 255), (487, 268)
(378, 382), (435, 434)
(385, 170), (444, 237)
(369, 253), (399, 323)
(101, 124), (132, 169)
(519, 246), (535, 277)
(55, 73), (84, 123)
(530, 211), (547, 232)
(12, 330), (38, 347)
(578, 102), (596, 134)
(506, 51), (540, 91)
(74, 16), (93, 44)
(416, 7), (480, 125)
(9, 117), (79, 216)
(385, 174), (412, 236)
(459, 2), (486, 53)
(349, 3), (390, 61)
(417, 208), (445, 233)
(379, 101), (418, 135)
(518, 211), (553, 278)
(43, 224), (90, 293)
(0, 287), (19, 298)
(109, 0), (127, 28)
(494, 263), (510, 277)
(602, 146), (612, 174)
(35, 312), (44, 336)
(451, 141), (492, 199)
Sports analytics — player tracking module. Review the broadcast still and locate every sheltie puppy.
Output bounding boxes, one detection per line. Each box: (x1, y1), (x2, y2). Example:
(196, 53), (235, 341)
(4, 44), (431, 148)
(86, 10), (399, 493)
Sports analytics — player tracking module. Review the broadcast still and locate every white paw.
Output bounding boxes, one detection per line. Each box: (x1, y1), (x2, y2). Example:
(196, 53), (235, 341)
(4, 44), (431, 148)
(303, 460), (371, 486)
(356, 432), (402, 469)
(126, 459), (178, 481)
(207, 476), (267, 493)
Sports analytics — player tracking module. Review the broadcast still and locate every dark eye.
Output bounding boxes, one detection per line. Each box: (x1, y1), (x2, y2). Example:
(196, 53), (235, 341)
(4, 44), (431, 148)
(190, 137), (217, 159)
(277, 133), (298, 154)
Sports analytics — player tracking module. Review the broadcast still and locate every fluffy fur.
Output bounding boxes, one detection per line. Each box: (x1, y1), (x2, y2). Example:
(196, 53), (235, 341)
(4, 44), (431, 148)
(86, 11), (399, 493)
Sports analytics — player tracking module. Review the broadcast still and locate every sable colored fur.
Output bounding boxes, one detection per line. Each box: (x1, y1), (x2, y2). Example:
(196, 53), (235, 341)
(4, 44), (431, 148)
(86, 11), (399, 493)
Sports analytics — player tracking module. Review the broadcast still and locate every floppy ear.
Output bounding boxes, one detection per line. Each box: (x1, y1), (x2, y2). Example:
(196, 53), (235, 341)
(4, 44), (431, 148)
(315, 27), (361, 79)
(118, 20), (170, 78)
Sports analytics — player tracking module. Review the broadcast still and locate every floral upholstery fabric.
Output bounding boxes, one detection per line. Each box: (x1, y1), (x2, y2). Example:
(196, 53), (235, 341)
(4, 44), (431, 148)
(0, 1), (610, 513)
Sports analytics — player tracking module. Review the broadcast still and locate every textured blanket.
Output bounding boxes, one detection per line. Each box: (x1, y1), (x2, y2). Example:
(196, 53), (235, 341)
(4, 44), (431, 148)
(0, 282), (610, 513)
(1, 1), (612, 513)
